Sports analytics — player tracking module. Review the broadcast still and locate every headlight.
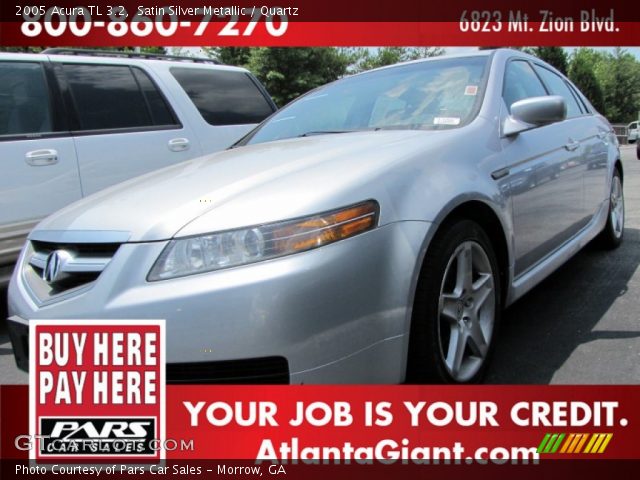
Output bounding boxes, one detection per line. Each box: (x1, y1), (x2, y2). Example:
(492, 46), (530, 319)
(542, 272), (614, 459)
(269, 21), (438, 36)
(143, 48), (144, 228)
(148, 200), (379, 281)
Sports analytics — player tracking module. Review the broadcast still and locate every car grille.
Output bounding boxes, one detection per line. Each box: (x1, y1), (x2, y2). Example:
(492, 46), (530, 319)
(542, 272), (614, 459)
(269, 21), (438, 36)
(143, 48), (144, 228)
(167, 357), (290, 384)
(24, 240), (121, 301)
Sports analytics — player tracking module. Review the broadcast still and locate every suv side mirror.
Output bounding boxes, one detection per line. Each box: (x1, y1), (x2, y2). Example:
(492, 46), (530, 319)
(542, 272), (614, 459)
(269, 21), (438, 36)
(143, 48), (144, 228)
(503, 95), (567, 137)
(637, 141), (640, 160)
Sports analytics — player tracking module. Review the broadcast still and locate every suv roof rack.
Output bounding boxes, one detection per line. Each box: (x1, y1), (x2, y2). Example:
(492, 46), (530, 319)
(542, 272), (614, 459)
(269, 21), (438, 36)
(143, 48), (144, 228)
(41, 48), (222, 64)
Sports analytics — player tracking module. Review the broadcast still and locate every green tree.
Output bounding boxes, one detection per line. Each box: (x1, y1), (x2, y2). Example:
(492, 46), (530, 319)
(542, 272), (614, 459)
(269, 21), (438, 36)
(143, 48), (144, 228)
(568, 49), (605, 113)
(599, 48), (640, 123)
(0, 46), (44, 53)
(570, 48), (640, 122)
(349, 47), (443, 73)
(246, 48), (352, 106)
(135, 46), (166, 54)
(203, 47), (252, 66)
(529, 47), (568, 74)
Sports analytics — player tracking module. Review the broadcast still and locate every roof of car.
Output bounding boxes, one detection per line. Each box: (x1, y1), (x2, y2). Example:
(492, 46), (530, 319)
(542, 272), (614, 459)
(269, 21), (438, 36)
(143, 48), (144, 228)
(41, 48), (221, 63)
(0, 49), (249, 73)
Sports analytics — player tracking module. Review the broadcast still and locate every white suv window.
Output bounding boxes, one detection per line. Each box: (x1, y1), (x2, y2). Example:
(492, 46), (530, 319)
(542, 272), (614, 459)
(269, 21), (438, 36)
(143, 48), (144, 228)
(171, 68), (274, 126)
(0, 62), (52, 137)
(63, 64), (178, 131)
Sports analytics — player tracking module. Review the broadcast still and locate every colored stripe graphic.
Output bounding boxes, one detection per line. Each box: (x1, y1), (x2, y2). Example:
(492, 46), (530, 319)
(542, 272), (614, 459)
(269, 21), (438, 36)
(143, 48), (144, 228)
(597, 434), (613, 453)
(567, 433), (585, 453)
(544, 433), (558, 453)
(550, 433), (565, 453)
(559, 433), (575, 453)
(539, 433), (613, 454)
(574, 433), (589, 453)
(537, 433), (551, 453)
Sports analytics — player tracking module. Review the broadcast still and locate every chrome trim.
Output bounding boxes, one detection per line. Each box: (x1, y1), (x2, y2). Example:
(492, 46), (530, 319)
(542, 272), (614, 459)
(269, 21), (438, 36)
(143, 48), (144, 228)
(22, 273), (96, 308)
(21, 237), (121, 305)
(29, 252), (112, 273)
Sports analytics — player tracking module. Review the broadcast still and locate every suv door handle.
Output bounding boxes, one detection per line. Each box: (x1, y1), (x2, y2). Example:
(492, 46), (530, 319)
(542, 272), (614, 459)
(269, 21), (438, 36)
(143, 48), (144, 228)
(168, 138), (190, 152)
(25, 149), (58, 166)
(564, 140), (580, 151)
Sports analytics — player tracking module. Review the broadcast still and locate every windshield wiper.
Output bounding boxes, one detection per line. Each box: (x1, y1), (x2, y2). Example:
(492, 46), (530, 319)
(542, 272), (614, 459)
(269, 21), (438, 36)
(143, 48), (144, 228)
(298, 129), (363, 137)
(373, 125), (425, 131)
(298, 126), (425, 137)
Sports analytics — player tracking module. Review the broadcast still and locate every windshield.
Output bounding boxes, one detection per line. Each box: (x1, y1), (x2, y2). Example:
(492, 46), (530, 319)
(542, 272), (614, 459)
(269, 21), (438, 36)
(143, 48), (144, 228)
(244, 55), (489, 146)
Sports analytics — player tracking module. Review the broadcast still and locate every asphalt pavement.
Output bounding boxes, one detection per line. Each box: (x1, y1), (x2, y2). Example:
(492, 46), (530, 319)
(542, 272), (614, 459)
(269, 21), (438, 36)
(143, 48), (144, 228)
(1, 146), (638, 384)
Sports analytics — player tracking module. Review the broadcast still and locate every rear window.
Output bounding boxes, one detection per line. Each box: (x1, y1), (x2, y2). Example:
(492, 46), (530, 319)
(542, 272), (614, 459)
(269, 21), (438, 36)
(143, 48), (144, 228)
(63, 64), (178, 131)
(0, 62), (52, 136)
(171, 67), (274, 126)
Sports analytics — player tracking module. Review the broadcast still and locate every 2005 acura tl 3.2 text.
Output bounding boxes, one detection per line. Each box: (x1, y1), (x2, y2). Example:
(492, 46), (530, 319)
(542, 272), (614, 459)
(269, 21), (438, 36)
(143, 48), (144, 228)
(7, 49), (624, 384)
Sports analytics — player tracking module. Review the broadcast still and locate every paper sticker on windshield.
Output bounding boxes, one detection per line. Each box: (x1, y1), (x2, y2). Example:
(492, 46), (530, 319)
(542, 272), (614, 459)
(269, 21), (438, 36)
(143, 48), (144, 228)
(434, 117), (461, 126)
(465, 85), (479, 96)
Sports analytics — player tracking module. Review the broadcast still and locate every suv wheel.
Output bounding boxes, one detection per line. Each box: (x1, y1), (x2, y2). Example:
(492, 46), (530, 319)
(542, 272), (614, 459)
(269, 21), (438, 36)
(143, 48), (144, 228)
(407, 220), (501, 384)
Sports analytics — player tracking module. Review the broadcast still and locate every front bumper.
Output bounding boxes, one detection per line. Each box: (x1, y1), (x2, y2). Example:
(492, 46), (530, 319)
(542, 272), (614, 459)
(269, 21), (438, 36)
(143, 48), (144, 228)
(8, 221), (431, 383)
(7, 316), (290, 384)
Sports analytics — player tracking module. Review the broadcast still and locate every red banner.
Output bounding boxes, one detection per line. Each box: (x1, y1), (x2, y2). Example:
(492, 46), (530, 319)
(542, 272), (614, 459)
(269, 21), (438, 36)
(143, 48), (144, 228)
(3, 385), (640, 462)
(1, 1), (639, 46)
(1, 22), (638, 47)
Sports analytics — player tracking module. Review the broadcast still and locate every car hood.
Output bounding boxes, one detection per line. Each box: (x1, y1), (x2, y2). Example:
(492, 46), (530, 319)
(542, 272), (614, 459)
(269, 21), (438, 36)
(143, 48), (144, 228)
(33, 130), (450, 242)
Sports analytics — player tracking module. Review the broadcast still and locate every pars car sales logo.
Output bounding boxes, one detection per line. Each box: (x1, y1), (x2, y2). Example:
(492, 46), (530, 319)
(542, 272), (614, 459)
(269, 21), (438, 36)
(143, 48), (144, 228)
(29, 320), (165, 461)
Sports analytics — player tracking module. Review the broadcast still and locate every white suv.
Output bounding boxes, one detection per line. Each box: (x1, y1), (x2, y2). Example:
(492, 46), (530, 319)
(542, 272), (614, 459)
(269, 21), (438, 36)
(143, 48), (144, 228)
(627, 121), (638, 143)
(0, 49), (276, 284)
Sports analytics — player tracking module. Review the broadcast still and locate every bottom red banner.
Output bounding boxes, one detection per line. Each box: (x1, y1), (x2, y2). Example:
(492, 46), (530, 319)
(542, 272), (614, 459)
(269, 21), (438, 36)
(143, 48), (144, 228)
(2, 385), (639, 477)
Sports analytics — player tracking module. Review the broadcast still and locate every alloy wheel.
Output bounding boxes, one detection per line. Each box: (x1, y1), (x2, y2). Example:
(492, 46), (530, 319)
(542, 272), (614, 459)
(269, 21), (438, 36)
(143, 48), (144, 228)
(610, 174), (624, 239)
(437, 241), (496, 382)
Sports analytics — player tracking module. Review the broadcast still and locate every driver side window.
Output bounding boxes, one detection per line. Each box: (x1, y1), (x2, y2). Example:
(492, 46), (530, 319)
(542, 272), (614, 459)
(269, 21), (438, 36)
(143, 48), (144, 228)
(503, 60), (547, 112)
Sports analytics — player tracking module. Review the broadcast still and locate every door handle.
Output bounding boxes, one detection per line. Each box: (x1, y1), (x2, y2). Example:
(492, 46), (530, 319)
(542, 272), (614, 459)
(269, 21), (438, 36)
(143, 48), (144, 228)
(564, 140), (580, 151)
(25, 149), (58, 166)
(168, 138), (190, 152)
(491, 168), (510, 180)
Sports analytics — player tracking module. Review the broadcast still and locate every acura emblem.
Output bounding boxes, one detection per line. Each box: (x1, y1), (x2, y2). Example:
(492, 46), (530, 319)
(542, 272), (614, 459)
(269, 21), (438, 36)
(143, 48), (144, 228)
(43, 250), (73, 284)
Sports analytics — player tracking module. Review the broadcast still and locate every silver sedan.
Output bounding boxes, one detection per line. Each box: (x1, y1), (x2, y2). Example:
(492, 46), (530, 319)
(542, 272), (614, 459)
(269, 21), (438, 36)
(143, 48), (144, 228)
(7, 49), (624, 384)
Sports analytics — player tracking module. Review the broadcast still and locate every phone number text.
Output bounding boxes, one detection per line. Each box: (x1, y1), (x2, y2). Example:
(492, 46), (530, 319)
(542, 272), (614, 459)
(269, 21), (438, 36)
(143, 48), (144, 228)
(17, 5), (292, 38)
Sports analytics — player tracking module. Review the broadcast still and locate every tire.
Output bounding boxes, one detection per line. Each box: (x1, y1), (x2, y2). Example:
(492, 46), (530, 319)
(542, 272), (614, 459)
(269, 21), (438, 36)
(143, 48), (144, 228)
(596, 168), (624, 249)
(406, 219), (501, 384)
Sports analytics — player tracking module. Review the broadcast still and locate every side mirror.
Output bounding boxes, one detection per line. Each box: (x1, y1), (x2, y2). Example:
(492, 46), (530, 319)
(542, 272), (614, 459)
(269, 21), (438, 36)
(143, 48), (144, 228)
(503, 95), (567, 137)
(636, 141), (640, 160)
